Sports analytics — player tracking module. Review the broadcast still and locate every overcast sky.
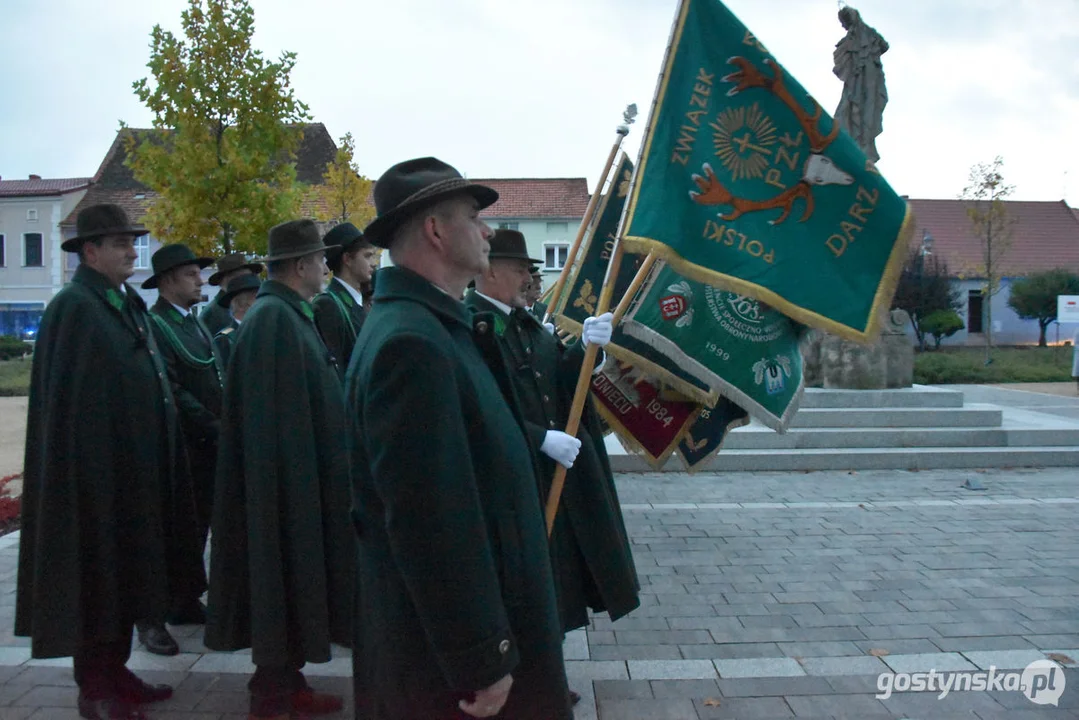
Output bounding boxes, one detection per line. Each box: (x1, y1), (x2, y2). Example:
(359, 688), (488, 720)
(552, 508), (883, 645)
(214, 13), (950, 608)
(3, 0), (1078, 206)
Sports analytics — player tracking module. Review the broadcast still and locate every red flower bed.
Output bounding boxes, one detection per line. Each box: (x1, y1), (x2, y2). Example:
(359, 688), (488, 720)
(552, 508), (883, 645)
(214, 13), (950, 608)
(0, 474), (21, 537)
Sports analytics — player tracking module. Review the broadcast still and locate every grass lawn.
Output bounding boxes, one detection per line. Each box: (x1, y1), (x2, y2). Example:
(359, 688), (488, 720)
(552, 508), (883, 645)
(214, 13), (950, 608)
(914, 345), (1075, 384)
(0, 358), (32, 397)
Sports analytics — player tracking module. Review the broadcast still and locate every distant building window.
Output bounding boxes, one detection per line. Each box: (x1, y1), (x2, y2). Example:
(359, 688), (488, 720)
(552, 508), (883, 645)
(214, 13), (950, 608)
(544, 242), (569, 271)
(23, 233), (43, 267)
(546, 222), (568, 236)
(26, 209), (38, 222)
(134, 236), (150, 269)
(0, 235), (5, 267)
(498, 222), (519, 231)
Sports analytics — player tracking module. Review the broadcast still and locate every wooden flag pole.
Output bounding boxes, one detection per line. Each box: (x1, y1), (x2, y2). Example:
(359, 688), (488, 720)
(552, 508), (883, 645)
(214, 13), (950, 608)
(543, 107), (637, 323)
(543, 245), (658, 534)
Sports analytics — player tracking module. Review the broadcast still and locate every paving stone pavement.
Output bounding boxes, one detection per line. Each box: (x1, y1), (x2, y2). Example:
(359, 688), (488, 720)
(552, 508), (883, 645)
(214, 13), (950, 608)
(0, 467), (1076, 719)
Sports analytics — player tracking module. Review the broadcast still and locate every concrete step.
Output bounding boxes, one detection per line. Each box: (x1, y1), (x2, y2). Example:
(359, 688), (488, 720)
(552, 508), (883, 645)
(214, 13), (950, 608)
(609, 446), (1079, 473)
(791, 404), (1003, 429)
(802, 385), (965, 409)
(725, 425), (1079, 450)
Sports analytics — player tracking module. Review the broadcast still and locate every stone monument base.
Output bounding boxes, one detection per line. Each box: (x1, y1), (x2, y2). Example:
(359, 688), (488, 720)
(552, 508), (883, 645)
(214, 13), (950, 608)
(802, 309), (914, 390)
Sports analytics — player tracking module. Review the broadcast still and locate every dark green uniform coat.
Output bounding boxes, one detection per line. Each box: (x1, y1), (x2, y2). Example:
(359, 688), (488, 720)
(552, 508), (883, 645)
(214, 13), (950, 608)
(466, 292), (640, 633)
(205, 280), (354, 667)
(16, 265), (204, 657)
(213, 327), (238, 373)
(199, 297), (236, 337)
(346, 266), (571, 720)
(313, 277), (367, 380)
(149, 298), (224, 541)
(529, 299), (548, 322)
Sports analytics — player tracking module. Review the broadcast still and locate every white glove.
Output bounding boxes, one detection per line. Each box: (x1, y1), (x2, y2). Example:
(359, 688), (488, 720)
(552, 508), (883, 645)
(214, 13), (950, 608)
(543, 322), (556, 335)
(540, 430), (582, 469)
(582, 312), (613, 347)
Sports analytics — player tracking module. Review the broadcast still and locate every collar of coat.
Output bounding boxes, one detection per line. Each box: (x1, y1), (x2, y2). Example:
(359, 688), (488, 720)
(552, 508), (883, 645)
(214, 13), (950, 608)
(373, 266), (472, 329)
(73, 264), (145, 315)
(257, 279), (316, 322)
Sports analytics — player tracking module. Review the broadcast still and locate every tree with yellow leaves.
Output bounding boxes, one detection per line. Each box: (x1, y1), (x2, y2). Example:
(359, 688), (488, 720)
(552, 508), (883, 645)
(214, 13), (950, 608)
(314, 133), (376, 228)
(125, 0), (310, 255)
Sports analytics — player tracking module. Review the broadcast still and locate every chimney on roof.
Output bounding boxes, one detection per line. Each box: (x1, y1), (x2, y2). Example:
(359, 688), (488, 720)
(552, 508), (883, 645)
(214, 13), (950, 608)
(29, 174), (41, 180)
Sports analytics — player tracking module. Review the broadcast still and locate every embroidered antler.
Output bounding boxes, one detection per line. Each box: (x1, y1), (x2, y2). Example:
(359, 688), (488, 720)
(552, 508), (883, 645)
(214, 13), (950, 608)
(690, 162), (814, 224)
(723, 57), (839, 152)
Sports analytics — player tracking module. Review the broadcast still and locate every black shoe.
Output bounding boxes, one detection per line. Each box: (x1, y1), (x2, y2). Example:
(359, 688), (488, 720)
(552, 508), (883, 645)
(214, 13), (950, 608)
(78, 693), (147, 720)
(167, 599), (207, 625)
(114, 669), (173, 704)
(136, 624), (179, 656)
(569, 689), (581, 706)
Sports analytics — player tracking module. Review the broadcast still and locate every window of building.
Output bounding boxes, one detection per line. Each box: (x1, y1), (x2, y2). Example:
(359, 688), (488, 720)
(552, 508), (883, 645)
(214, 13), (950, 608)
(134, 235), (151, 269)
(546, 221), (568, 236)
(497, 222), (519, 231)
(544, 242), (569, 271)
(23, 233), (43, 267)
(0, 235), (5, 267)
(26, 209), (38, 222)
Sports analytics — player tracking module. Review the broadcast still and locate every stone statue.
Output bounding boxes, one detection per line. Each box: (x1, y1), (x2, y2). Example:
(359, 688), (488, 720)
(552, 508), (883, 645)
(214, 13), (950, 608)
(832, 6), (889, 163)
(800, 6), (911, 390)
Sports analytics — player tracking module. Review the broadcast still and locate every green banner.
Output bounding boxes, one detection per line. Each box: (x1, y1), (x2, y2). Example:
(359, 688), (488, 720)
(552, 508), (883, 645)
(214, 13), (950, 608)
(623, 261), (804, 431)
(554, 154), (716, 404)
(622, 0), (912, 341)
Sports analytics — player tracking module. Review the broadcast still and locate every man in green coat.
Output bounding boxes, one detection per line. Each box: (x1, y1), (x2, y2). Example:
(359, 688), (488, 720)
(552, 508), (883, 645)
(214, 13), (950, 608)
(313, 222), (377, 377)
(347, 157), (572, 720)
(200, 252), (264, 335)
(526, 266), (548, 321)
(16, 204), (203, 720)
(205, 220), (354, 720)
(144, 244), (222, 642)
(467, 230), (640, 640)
(212, 274), (261, 371)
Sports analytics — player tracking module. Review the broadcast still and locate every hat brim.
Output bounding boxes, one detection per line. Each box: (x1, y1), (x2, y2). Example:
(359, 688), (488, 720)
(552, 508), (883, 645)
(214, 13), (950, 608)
(61, 227), (146, 253)
(141, 257), (215, 290)
(218, 284), (260, 307)
(364, 184), (498, 248)
(208, 262), (265, 286)
(489, 253), (543, 265)
(261, 245), (331, 263)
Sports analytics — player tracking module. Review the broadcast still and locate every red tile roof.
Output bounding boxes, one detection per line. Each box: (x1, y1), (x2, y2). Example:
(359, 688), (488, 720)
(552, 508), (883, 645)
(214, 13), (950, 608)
(473, 178), (590, 219)
(906, 198), (1079, 277)
(0, 177), (91, 197)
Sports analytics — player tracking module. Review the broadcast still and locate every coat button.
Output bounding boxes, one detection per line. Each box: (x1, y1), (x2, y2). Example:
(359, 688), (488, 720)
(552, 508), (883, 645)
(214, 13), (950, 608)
(549, 420), (555, 428)
(498, 639), (511, 655)
(476, 321), (489, 334)
(543, 395), (550, 402)
(534, 371), (541, 378)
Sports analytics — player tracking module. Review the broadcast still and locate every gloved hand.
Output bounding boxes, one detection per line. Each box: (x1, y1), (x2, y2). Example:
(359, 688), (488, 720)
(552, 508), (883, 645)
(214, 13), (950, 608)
(543, 322), (556, 335)
(582, 312), (614, 347)
(540, 430), (582, 469)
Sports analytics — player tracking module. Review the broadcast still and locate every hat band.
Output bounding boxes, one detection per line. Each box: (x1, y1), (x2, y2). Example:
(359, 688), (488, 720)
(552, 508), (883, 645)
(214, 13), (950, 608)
(393, 177), (475, 210)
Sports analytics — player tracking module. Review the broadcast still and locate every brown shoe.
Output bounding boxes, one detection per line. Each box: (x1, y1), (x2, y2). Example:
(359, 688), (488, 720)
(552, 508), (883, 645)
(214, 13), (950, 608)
(291, 688), (344, 715)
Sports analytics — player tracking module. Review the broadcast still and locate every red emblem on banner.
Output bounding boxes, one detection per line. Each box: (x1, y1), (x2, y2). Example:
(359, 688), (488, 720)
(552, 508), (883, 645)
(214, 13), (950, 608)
(659, 294), (686, 320)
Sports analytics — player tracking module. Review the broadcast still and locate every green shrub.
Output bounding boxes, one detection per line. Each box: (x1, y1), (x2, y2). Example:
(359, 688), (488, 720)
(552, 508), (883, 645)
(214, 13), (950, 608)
(920, 310), (964, 349)
(913, 346), (1073, 384)
(0, 358), (32, 396)
(0, 336), (32, 362)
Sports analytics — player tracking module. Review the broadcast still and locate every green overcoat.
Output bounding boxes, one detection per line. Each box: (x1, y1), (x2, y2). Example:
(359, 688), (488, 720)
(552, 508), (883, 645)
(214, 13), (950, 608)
(465, 292), (640, 632)
(15, 265), (204, 657)
(204, 280), (354, 667)
(346, 266), (572, 720)
(199, 298), (236, 337)
(313, 277), (367, 380)
(149, 298), (224, 538)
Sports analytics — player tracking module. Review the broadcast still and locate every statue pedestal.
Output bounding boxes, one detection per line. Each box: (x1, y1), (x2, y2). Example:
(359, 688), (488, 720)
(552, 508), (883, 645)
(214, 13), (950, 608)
(803, 310), (914, 389)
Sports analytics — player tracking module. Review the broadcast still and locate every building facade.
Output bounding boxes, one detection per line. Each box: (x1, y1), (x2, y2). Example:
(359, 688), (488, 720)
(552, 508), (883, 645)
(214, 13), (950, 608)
(905, 198), (1079, 346)
(473, 177), (590, 293)
(0, 176), (90, 337)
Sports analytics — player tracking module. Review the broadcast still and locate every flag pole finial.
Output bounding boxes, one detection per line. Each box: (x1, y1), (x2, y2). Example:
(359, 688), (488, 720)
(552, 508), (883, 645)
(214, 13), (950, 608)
(617, 103), (639, 136)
